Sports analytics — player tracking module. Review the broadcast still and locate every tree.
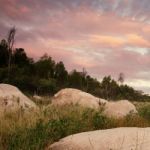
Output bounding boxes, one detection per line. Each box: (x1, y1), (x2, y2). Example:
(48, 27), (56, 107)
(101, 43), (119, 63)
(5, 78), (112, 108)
(13, 48), (31, 66)
(35, 54), (55, 79)
(118, 72), (125, 85)
(0, 39), (9, 67)
(86, 75), (100, 95)
(68, 70), (83, 89)
(100, 76), (111, 99)
(100, 76), (119, 100)
(7, 27), (16, 81)
(81, 68), (88, 91)
(54, 61), (68, 84)
(38, 78), (56, 95)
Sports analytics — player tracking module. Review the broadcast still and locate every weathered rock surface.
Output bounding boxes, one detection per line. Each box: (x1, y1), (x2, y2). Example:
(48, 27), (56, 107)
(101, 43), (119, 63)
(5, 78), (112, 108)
(103, 100), (137, 118)
(0, 84), (37, 114)
(49, 127), (150, 150)
(51, 88), (137, 118)
(51, 88), (107, 109)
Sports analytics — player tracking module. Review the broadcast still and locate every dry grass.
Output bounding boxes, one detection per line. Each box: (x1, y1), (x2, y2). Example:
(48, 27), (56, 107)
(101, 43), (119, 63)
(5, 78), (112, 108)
(0, 103), (150, 150)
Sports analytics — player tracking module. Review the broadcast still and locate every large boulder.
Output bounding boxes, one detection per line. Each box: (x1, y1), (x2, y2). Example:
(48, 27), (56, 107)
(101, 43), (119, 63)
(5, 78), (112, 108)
(49, 127), (150, 150)
(103, 100), (137, 118)
(51, 88), (107, 109)
(0, 84), (37, 114)
(51, 88), (137, 118)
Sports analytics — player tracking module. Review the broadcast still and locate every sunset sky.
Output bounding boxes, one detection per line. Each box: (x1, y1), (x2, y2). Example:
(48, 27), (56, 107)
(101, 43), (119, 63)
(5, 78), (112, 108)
(0, 0), (150, 94)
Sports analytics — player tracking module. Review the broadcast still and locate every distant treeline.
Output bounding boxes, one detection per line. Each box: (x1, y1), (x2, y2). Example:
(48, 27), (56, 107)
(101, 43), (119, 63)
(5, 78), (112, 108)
(0, 38), (150, 101)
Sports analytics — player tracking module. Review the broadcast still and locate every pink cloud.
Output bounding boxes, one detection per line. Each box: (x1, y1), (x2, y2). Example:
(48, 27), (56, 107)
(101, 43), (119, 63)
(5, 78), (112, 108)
(0, 0), (150, 93)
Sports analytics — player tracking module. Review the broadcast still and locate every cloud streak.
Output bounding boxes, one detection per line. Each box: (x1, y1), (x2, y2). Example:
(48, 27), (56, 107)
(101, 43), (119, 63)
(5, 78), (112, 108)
(0, 0), (150, 94)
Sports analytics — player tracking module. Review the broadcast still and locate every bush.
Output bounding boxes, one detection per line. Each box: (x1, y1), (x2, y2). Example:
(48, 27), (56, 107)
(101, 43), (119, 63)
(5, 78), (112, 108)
(92, 112), (109, 129)
(138, 105), (150, 120)
(38, 78), (56, 95)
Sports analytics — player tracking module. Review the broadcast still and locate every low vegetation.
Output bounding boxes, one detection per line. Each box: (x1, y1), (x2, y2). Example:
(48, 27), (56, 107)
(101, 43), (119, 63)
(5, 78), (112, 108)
(137, 103), (150, 121)
(0, 104), (149, 150)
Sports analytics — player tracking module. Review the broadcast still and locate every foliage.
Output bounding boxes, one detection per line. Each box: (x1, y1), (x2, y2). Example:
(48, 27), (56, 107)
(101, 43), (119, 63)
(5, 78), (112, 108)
(35, 54), (55, 79)
(37, 78), (56, 95)
(138, 104), (150, 120)
(0, 38), (150, 101)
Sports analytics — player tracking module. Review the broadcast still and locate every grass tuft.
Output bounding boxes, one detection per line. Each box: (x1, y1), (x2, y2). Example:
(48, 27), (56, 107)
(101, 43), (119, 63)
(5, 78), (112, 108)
(0, 104), (150, 150)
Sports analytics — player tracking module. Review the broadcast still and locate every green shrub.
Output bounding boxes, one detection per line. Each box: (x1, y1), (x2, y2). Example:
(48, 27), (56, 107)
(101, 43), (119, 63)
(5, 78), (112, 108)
(138, 105), (150, 120)
(92, 112), (109, 129)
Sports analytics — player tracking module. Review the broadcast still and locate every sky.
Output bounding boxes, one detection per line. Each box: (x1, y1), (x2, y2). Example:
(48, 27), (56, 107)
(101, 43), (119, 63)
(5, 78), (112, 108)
(0, 0), (150, 94)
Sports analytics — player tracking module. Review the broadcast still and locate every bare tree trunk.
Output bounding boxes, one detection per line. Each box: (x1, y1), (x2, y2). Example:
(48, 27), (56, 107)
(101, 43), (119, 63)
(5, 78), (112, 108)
(7, 27), (16, 82)
(8, 48), (12, 81)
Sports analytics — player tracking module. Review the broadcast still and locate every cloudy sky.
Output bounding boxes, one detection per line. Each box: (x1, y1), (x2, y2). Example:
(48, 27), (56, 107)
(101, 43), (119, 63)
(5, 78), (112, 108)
(0, 0), (150, 94)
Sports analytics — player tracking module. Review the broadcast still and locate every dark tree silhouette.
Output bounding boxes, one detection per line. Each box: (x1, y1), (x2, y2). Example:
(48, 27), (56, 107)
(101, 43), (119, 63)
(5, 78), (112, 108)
(54, 61), (68, 83)
(7, 27), (16, 81)
(0, 39), (8, 67)
(118, 72), (125, 85)
(13, 48), (30, 66)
